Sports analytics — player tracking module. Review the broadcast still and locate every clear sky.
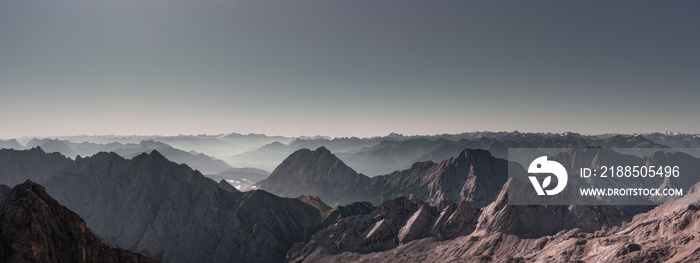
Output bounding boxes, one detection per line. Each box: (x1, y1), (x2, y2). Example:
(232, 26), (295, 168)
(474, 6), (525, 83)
(0, 0), (698, 138)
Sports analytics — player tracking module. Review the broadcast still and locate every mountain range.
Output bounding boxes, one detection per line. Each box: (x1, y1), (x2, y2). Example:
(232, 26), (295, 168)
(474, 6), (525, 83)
(13, 139), (233, 174)
(289, 178), (700, 262)
(0, 147), (373, 262)
(288, 179), (633, 262)
(1, 131), (699, 262)
(7, 132), (686, 187)
(228, 133), (670, 176)
(256, 147), (512, 207)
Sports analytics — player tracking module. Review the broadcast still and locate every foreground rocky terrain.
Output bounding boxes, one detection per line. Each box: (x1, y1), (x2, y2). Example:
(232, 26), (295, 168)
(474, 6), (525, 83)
(288, 179), (700, 262)
(0, 181), (158, 263)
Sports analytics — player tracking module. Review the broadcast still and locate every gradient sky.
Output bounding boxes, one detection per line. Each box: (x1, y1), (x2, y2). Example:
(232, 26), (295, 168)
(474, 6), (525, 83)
(1, 0), (698, 138)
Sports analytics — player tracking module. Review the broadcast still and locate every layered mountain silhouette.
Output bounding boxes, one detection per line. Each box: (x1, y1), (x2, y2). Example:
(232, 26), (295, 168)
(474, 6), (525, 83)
(229, 133), (667, 177)
(11, 133), (679, 178)
(25, 138), (79, 158)
(0, 148), (372, 263)
(0, 139), (23, 150)
(12, 139), (233, 174)
(338, 134), (666, 175)
(256, 147), (513, 207)
(0, 181), (158, 263)
(2, 132), (698, 263)
(110, 140), (233, 174)
(646, 132), (700, 148)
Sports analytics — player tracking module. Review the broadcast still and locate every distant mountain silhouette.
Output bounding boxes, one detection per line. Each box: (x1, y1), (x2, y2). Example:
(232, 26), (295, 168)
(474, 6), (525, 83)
(339, 134), (666, 175)
(646, 132), (700, 147)
(25, 138), (79, 158)
(225, 141), (294, 172)
(0, 139), (22, 150)
(112, 140), (233, 174)
(12, 139), (234, 174)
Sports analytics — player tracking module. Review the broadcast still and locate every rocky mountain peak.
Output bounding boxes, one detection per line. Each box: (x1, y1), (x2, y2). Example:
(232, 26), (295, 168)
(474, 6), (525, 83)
(286, 196), (480, 262)
(255, 147), (369, 206)
(0, 181), (158, 263)
(475, 179), (628, 238)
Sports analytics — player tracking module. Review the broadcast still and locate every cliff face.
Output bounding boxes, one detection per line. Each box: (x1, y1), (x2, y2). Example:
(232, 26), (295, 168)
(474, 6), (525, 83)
(298, 204), (700, 263)
(257, 147), (512, 207)
(286, 180), (637, 263)
(0, 148), (372, 263)
(367, 149), (510, 207)
(0, 181), (158, 263)
(287, 196), (480, 263)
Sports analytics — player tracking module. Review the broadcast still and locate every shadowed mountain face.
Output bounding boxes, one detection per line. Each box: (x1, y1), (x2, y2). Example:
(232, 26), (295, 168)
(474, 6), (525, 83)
(0, 181), (158, 263)
(256, 147), (513, 207)
(0, 148), (372, 263)
(13, 139), (233, 175)
(338, 134), (667, 175)
(0, 147), (74, 187)
(255, 147), (371, 206)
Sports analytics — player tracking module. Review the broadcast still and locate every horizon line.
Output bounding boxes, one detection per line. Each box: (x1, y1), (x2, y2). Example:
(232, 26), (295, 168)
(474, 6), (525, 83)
(2, 130), (696, 141)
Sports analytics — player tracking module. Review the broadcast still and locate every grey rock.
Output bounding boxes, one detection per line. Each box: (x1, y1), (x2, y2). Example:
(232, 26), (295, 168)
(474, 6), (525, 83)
(0, 181), (158, 263)
(257, 147), (511, 207)
(0, 148), (372, 263)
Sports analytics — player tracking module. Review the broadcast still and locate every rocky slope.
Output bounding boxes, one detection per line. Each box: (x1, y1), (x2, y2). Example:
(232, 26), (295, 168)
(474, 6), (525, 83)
(0, 148), (372, 263)
(255, 147), (371, 206)
(0, 181), (158, 263)
(287, 180), (633, 263)
(366, 148), (511, 207)
(288, 178), (700, 263)
(256, 147), (512, 207)
(287, 197), (480, 262)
